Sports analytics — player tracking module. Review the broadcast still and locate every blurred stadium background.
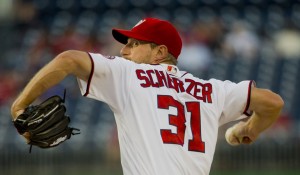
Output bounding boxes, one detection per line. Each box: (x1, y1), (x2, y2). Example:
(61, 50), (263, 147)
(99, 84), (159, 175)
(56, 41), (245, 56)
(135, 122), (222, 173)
(0, 0), (300, 174)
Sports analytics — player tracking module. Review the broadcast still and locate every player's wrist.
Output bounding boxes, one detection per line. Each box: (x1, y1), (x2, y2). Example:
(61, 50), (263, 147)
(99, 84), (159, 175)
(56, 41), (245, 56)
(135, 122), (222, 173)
(11, 98), (30, 119)
(11, 105), (24, 120)
(245, 117), (261, 141)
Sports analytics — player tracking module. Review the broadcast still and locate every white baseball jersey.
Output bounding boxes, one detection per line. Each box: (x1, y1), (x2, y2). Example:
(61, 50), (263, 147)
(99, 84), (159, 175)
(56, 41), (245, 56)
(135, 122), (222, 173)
(77, 53), (254, 175)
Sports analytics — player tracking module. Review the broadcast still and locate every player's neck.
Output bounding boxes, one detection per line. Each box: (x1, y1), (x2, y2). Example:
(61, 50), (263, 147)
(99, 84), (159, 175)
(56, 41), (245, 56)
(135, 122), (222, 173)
(159, 60), (176, 65)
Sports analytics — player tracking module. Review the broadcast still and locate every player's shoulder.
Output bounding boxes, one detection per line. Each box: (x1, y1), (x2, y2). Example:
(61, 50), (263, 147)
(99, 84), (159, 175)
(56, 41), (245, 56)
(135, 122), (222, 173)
(89, 52), (139, 67)
(181, 74), (234, 90)
(89, 52), (124, 62)
(181, 73), (221, 84)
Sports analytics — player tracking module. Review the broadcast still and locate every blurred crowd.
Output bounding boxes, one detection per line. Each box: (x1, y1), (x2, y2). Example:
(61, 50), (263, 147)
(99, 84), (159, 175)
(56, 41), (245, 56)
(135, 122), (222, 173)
(1, 0), (300, 143)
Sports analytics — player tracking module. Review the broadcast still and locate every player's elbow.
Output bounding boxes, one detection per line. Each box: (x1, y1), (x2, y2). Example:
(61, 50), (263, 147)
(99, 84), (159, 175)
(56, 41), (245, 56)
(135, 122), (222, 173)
(271, 92), (284, 109)
(275, 95), (284, 109)
(251, 88), (284, 116)
(55, 50), (84, 75)
(56, 50), (78, 69)
(266, 91), (284, 113)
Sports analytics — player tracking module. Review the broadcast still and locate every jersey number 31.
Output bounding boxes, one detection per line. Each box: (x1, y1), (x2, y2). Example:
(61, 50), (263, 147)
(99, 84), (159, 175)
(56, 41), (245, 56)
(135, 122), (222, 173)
(157, 95), (205, 152)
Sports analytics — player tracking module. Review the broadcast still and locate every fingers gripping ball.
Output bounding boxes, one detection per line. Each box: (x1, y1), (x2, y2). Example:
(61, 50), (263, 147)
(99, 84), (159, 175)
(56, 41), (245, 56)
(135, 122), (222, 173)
(225, 124), (252, 146)
(225, 126), (241, 146)
(13, 90), (80, 152)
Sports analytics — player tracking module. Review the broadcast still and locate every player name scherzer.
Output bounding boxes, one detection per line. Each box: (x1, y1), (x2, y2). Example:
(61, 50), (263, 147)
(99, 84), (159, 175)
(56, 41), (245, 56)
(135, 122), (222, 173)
(136, 69), (212, 103)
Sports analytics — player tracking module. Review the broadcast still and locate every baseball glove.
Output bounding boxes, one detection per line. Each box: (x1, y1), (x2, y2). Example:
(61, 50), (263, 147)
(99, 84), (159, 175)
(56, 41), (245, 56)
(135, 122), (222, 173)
(13, 90), (80, 152)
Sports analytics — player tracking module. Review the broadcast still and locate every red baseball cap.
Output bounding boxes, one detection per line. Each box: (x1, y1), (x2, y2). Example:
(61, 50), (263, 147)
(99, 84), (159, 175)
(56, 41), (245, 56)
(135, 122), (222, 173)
(112, 18), (182, 59)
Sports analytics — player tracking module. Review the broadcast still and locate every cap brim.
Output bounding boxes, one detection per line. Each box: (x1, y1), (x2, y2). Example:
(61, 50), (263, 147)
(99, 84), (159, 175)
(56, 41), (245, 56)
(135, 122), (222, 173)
(112, 28), (151, 44)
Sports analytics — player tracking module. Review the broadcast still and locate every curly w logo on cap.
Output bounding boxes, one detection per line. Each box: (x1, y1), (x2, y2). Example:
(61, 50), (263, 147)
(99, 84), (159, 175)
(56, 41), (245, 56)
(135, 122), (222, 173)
(133, 19), (146, 28)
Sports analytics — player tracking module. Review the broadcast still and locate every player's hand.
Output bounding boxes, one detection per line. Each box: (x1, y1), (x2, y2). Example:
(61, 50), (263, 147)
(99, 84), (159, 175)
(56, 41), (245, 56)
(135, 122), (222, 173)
(225, 121), (258, 146)
(22, 132), (31, 143)
(12, 109), (31, 143)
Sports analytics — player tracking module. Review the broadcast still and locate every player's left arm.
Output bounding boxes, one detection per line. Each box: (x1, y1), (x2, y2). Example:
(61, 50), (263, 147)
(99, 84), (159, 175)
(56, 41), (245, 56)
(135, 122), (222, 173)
(226, 87), (284, 145)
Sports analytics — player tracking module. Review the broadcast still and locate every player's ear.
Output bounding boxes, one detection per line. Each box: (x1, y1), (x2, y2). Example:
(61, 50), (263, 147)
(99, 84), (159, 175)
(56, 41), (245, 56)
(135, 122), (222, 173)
(153, 45), (168, 64)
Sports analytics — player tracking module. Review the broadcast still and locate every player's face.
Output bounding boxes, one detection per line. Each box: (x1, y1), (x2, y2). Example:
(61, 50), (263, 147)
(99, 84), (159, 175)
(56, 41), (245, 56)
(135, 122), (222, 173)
(120, 38), (156, 64)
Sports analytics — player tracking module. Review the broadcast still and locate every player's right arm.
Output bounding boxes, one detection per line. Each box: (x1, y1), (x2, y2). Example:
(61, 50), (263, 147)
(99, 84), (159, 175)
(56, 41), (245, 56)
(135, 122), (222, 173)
(226, 87), (284, 145)
(11, 50), (91, 120)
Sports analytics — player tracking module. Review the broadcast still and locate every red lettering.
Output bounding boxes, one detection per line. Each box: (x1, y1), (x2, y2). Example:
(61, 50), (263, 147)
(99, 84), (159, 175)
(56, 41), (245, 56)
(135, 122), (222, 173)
(146, 70), (159, 88)
(202, 83), (212, 103)
(194, 82), (202, 98)
(185, 79), (213, 103)
(137, 70), (212, 103)
(166, 74), (175, 90)
(186, 79), (195, 97)
(172, 77), (185, 93)
(136, 69), (151, 87)
(155, 70), (167, 87)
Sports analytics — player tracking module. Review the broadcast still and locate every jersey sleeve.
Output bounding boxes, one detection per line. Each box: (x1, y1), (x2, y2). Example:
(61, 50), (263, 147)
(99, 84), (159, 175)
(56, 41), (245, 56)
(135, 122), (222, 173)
(215, 79), (255, 126)
(77, 52), (131, 113)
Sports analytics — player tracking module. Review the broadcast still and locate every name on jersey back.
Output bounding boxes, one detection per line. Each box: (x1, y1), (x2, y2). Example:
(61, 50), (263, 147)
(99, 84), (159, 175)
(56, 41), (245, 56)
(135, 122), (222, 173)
(136, 69), (212, 103)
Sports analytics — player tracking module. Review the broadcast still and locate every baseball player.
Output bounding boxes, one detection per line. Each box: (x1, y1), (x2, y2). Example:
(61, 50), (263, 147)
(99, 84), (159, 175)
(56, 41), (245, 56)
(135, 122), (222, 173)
(11, 18), (284, 175)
